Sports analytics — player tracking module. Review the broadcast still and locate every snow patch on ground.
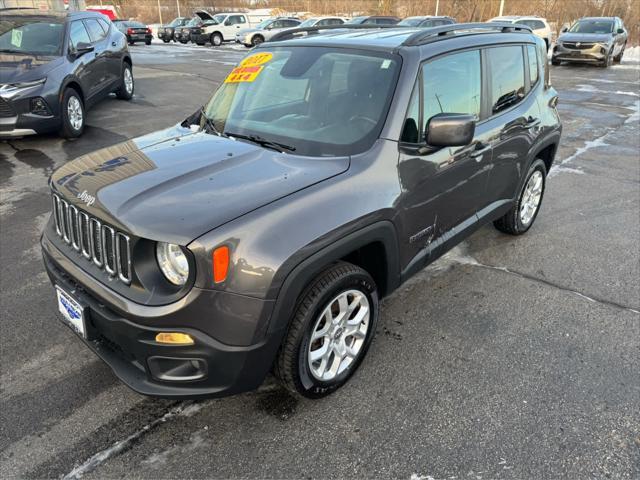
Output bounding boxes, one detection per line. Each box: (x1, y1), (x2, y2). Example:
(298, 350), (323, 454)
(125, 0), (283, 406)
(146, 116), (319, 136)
(547, 165), (585, 178)
(622, 45), (640, 62)
(549, 134), (609, 177)
(62, 401), (211, 479)
(142, 430), (208, 467)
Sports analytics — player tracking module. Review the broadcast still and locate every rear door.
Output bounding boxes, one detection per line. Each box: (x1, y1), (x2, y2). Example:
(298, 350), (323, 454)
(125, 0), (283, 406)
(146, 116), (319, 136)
(68, 20), (102, 99)
(398, 48), (491, 270)
(96, 18), (122, 88)
(480, 44), (542, 218)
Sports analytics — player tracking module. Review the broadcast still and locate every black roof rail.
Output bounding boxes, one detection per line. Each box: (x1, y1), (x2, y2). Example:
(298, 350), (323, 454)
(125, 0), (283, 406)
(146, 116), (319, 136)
(268, 23), (402, 43)
(402, 22), (532, 46)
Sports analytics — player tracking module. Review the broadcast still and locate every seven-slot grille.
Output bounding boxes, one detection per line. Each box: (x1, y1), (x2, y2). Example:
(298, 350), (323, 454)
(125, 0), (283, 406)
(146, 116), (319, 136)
(51, 193), (132, 285)
(562, 42), (595, 50)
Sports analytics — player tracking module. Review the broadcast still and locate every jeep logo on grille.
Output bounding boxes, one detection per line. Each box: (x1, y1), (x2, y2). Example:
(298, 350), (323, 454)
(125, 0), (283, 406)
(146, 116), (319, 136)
(77, 190), (96, 207)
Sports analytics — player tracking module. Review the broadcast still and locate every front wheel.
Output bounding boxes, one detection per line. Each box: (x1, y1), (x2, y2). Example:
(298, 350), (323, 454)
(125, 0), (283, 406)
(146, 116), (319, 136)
(614, 44), (625, 63)
(59, 88), (85, 138)
(251, 35), (264, 47)
(210, 33), (222, 46)
(115, 63), (134, 100)
(551, 57), (561, 66)
(145, 38), (151, 45)
(494, 159), (547, 235)
(162, 39), (170, 43)
(274, 262), (379, 399)
(600, 49), (613, 68)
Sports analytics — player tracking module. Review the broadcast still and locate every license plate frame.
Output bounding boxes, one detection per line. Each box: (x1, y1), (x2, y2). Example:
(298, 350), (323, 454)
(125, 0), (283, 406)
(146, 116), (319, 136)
(56, 286), (86, 338)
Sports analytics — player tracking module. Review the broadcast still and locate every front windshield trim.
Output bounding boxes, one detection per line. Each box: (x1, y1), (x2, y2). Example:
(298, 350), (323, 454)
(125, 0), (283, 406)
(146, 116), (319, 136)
(202, 46), (402, 157)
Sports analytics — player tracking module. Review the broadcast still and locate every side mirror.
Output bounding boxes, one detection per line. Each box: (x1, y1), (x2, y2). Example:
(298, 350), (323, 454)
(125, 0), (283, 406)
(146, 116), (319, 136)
(426, 113), (475, 147)
(617, 28), (624, 34)
(72, 42), (94, 57)
(561, 26), (568, 32)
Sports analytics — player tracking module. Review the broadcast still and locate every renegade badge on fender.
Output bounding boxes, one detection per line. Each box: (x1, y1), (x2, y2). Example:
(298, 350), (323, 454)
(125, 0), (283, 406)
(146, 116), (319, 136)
(42, 23), (561, 399)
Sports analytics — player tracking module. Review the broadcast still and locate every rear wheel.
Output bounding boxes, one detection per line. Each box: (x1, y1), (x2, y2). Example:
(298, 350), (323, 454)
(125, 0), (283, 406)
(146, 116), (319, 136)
(59, 88), (85, 138)
(274, 262), (379, 399)
(210, 33), (222, 46)
(115, 63), (134, 100)
(494, 159), (547, 235)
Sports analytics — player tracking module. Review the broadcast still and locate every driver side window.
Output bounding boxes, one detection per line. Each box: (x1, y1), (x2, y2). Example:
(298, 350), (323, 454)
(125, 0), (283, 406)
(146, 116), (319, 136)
(69, 20), (91, 49)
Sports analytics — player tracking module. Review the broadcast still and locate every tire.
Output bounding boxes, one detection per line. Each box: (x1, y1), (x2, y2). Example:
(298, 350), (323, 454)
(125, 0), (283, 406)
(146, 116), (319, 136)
(251, 35), (264, 47)
(196, 42), (205, 46)
(59, 88), (85, 139)
(551, 57), (561, 66)
(163, 39), (170, 43)
(599, 49), (613, 68)
(115, 63), (134, 100)
(494, 159), (547, 235)
(274, 262), (379, 399)
(210, 33), (222, 47)
(145, 38), (151, 45)
(614, 44), (625, 63)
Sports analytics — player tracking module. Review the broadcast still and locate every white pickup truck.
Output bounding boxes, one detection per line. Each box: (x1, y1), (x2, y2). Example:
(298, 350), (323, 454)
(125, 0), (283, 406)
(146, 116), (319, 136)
(190, 11), (272, 46)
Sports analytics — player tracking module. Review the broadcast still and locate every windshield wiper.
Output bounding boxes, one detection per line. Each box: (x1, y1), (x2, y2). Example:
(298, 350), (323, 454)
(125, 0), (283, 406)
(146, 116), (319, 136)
(199, 107), (227, 137)
(226, 132), (296, 153)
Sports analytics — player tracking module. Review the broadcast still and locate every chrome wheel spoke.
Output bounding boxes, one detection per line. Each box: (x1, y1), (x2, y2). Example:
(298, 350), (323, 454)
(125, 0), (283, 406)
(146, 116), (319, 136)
(309, 341), (329, 362)
(520, 171), (544, 225)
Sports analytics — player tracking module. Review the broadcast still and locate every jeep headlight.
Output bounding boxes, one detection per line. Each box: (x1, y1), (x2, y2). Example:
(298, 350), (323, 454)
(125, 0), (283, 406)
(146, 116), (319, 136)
(156, 242), (189, 286)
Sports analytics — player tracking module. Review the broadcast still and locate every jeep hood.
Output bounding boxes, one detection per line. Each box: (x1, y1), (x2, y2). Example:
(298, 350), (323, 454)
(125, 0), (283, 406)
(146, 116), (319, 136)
(50, 125), (349, 245)
(559, 32), (613, 43)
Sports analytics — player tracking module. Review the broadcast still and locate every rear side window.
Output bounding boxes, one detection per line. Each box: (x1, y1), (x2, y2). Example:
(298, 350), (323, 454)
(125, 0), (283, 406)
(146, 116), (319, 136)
(228, 15), (245, 25)
(84, 19), (106, 42)
(487, 46), (525, 114)
(97, 18), (110, 33)
(69, 20), (91, 48)
(422, 50), (482, 123)
(527, 44), (539, 85)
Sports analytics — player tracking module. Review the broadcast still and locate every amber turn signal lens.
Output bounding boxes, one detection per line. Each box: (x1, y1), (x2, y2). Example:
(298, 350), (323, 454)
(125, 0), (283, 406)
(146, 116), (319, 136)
(212, 246), (230, 284)
(155, 332), (194, 345)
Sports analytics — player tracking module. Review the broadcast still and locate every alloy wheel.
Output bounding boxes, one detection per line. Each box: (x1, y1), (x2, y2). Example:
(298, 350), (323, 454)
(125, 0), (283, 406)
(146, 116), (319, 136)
(67, 95), (83, 131)
(307, 289), (370, 381)
(520, 170), (543, 225)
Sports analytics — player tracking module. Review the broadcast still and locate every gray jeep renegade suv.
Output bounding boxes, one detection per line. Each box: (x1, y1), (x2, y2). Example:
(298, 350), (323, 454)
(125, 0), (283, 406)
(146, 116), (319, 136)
(42, 23), (561, 399)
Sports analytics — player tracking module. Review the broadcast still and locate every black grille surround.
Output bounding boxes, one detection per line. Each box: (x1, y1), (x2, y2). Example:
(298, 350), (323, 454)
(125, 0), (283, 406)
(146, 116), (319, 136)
(562, 42), (596, 50)
(51, 192), (132, 285)
(0, 97), (16, 118)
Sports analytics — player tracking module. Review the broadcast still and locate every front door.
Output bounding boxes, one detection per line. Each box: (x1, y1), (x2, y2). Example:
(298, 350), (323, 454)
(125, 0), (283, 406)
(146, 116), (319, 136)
(68, 20), (103, 99)
(397, 48), (491, 276)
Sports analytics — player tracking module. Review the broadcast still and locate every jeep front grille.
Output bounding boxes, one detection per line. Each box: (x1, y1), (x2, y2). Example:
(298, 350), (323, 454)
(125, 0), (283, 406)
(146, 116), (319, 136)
(51, 193), (132, 285)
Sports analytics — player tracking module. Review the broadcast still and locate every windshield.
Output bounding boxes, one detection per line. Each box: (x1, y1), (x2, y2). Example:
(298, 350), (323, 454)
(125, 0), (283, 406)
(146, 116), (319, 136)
(0, 20), (64, 56)
(299, 18), (318, 27)
(346, 16), (367, 24)
(569, 20), (613, 34)
(398, 17), (425, 26)
(213, 14), (228, 24)
(186, 17), (201, 27)
(168, 18), (183, 27)
(255, 19), (274, 29)
(201, 47), (400, 156)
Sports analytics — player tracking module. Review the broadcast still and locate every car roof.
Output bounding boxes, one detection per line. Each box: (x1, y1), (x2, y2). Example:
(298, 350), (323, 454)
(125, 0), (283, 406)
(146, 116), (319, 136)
(268, 24), (537, 51)
(579, 17), (615, 20)
(0, 8), (106, 22)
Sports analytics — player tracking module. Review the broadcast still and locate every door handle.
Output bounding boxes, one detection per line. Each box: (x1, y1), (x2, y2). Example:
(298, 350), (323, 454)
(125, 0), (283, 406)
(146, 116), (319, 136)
(469, 142), (491, 160)
(525, 117), (541, 128)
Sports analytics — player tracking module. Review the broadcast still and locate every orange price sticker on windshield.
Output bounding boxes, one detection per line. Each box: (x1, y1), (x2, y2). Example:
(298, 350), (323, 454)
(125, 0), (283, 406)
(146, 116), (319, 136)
(224, 65), (264, 83)
(240, 52), (273, 67)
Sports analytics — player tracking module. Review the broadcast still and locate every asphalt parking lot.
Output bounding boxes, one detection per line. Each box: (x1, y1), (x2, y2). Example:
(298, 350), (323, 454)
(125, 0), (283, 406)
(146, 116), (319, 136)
(1, 41), (639, 479)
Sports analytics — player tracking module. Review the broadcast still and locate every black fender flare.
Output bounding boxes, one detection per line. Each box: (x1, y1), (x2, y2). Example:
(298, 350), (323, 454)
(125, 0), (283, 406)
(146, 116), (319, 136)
(266, 220), (400, 336)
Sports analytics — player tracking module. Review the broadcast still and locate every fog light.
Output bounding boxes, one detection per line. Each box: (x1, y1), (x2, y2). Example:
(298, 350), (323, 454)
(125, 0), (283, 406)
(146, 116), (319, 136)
(30, 97), (51, 116)
(155, 332), (194, 345)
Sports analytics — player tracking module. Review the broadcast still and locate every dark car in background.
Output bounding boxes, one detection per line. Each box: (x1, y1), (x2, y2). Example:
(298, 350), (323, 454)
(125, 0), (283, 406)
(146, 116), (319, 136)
(552, 16), (628, 67)
(113, 20), (152, 45)
(0, 9), (133, 138)
(345, 15), (400, 25)
(397, 16), (456, 27)
(157, 17), (189, 43)
(175, 13), (216, 44)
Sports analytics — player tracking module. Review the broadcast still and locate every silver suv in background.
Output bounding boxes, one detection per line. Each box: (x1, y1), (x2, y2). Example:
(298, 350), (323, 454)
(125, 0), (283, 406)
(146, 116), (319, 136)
(490, 16), (554, 49)
(552, 17), (627, 67)
(236, 17), (301, 47)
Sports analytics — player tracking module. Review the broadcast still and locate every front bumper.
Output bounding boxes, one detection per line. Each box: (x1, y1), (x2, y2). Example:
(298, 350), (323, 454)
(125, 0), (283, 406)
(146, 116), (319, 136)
(190, 33), (208, 44)
(552, 43), (608, 63)
(0, 95), (59, 137)
(42, 234), (284, 399)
